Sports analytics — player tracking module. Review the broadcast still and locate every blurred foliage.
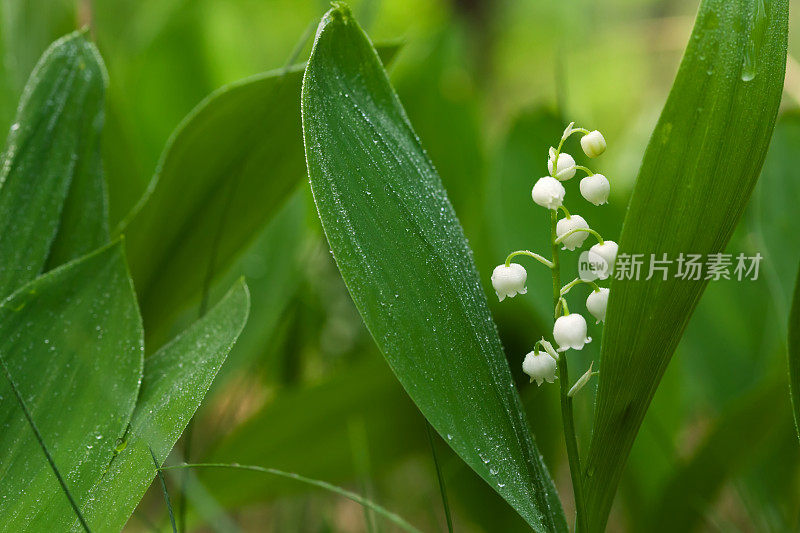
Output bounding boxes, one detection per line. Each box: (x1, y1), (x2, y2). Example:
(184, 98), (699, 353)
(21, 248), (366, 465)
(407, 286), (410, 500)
(1, 0), (800, 531)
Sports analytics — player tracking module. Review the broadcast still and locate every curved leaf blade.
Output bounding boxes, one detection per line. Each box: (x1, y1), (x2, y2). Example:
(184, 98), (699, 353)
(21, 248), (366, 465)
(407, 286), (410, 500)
(0, 30), (107, 298)
(0, 243), (143, 531)
(121, 45), (399, 344)
(79, 280), (250, 531)
(584, 0), (789, 529)
(301, 6), (565, 531)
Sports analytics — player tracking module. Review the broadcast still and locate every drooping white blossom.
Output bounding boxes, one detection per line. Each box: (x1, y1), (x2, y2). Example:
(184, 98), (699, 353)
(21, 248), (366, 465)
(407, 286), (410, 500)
(491, 263), (527, 301)
(531, 176), (566, 209)
(553, 313), (592, 352)
(556, 214), (590, 251)
(588, 240), (619, 280)
(580, 130), (606, 158)
(580, 174), (610, 206)
(547, 151), (577, 181)
(586, 288), (610, 323)
(522, 350), (557, 386)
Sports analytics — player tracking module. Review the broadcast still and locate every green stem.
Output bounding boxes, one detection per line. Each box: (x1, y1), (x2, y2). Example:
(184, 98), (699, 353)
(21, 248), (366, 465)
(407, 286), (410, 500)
(574, 165), (595, 176)
(557, 205), (571, 219)
(550, 210), (587, 533)
(505, 250), (554, 269)
(160, 463), (422, 533)
(560, 277), (601, 296)
(555, 228), (604, 246)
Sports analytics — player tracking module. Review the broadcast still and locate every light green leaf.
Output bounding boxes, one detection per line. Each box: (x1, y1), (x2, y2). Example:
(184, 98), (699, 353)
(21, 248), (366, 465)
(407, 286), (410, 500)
(120, 44), (400, 346)
(584, 0), (789, 530)
(0, 30), (108, 299)
(79, 279), (249, 531)
(301, 6), (565, 531)
(0, 243), (143, 532)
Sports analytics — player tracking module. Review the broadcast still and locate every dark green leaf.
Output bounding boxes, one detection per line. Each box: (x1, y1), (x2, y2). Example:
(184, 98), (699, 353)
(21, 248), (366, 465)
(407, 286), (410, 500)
(584, 0), (789, 529)
(0, 30), (108, 298)
(0, 243), (143, 531)
(301, 6), (565, 531)
(120, 44), (400, 346)
(78, 280), (249, 531)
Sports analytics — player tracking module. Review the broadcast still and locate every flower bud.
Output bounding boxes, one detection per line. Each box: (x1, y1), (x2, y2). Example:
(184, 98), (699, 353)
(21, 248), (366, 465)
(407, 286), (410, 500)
(522, 350), (557, 386)
(579, 174), (610, 206)
(588, 241), (618, 280)
(547, 152), (577, 181)
(580, 130), (606, 158)
(540, 338), (559, 361)
(556, 214), (590, 251)
(553, 313), (592, 352)
(531, 176), (566, 209)
(491, 263), (527, 301)
(586, 288), (609, 323)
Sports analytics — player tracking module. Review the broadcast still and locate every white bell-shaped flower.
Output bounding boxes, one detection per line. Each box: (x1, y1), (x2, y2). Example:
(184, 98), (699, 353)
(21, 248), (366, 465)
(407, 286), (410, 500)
(531, 176), (566, 209)
(580, 174), (610, 206)
(588, 241), (618, 280)
(556, 215), (590, 251)
(553, 313), (592, 352)
(580, 130), (606, 158)
(586, 288), (609, 323)
(547, 151), (577, 181)
(522, 350), (557, 386)
(491, 263), (527, 301)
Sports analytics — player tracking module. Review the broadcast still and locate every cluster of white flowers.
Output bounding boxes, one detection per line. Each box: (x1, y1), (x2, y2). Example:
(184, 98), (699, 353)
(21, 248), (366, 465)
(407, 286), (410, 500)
(491, 122), (618, 393)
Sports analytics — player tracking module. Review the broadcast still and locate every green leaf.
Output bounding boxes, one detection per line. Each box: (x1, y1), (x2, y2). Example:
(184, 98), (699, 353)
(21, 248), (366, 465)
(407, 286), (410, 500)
(0, 242), (143, 532)
(79, 279), (249, 531)
(789, 263), (800, 443)
(120, 44), (400, 346)
(0, 30), (108, 298)
(754, 112), (800, 323)
(301, 6), (565, 531)
(584, 0), (789, 529)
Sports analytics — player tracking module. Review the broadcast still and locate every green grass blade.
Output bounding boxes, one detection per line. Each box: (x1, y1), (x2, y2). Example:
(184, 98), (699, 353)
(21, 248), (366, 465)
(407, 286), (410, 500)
(0, 30), (107, 298)
(789, 263), (800, 443)
(150, 448), (178, 533)
(77, 280), (250, 531)
(161, 463), (422, 533)
(0, 242), (143, 532)
(583, 1), (789, 530)
(301, 5), (566, 531)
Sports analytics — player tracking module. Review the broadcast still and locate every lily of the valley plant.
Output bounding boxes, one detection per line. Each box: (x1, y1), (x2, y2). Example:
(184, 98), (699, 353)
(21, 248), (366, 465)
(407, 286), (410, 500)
(491, 122), (617, 532)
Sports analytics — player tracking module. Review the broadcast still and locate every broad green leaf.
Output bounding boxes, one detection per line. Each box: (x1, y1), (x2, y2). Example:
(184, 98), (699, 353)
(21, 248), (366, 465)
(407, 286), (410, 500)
(0, 30), (107, 298)
(120, 44), (399, 346)
(301, 6), (565, 531)
(79, 279), (250, 531)
(0, 243), (143, 531)
(789, 263), (800, 442)
(584, 0), (789, 530)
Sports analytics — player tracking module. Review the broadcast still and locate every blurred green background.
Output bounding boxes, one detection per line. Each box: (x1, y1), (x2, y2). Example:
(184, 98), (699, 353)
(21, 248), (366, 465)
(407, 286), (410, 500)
(2, 0), (800, 531)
